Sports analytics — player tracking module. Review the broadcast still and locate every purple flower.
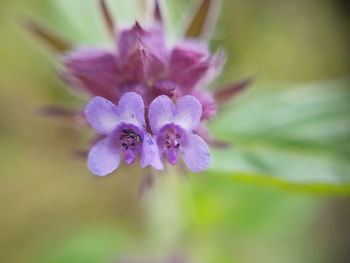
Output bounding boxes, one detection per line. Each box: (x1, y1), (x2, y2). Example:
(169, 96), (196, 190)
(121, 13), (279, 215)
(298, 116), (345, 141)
(26, 0), (251, 176)
(85, 92), (163, 176)
(149, 95), (210, 172)
(63, 22), (223, 114)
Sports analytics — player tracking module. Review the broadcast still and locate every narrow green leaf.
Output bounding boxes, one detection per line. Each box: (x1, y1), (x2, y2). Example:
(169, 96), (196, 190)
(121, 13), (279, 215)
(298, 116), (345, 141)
(23, 19), (72, 52)
(185, 0), (220, 39)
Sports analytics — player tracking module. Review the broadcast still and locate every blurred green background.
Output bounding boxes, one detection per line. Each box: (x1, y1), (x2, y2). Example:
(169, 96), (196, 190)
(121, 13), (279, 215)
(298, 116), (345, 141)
(0, 0), (349, 262)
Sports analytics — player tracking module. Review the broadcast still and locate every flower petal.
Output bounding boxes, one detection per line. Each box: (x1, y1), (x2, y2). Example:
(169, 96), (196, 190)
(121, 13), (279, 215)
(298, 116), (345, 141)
(169, 41), (210, 92)
(182, 134), (210, 172)
(63, 47), (120, 100)
(191, 91), (217, 120)
(141, 133), (164, 170)
(87, 137), (120, 176)
(123, 149), (138, 165)
(148, 95), (175, 133)
(118, 23), (166, 62)
(117, 23), (166, 81)
(166, 150), (178, 165)
(118, 92), (146, 128)
(174, 95), (202, 131)
(85, 96), (120, 134)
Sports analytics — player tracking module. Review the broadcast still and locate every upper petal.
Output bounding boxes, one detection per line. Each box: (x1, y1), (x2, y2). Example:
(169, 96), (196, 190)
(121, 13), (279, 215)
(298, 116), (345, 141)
(191, 91), (217, 120)
(148, 95), (175, 133)
(85, 96), (120, 135)
(87, 137), (121, 176)
(63, 47), (119, 100)
(117, 23), (167, 81)
(141, 133), (164, 170)
(182, 134), (210, 172)
(169, 41), (210, 92)
(118, 23), (166, 62)
(174, 95), (202, 131)
(117, 92), (146, 128)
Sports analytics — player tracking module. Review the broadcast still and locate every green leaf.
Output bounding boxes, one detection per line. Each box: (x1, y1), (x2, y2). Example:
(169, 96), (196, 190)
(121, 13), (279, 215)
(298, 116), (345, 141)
(208, 80), (350, 188)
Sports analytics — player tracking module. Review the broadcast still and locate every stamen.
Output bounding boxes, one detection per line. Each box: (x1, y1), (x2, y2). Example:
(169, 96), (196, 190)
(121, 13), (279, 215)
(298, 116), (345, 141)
(166, 141), (171, 149)
(162, 127), (182, 151)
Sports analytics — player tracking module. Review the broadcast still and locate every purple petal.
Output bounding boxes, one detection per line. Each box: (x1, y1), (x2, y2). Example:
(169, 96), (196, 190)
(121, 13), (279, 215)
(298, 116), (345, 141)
(191, 91), (217, 120)
(153, 79), (177, 98)
(123, 149), (138, 165)
(179, 40), (209, 54)
(117, 92), (145, 128)
(87, 137), (120, 176)
(85, 96), (120, 134)
(166, 150), (178, 165)
(141, 133), (164, 170)
(174, 95), (202, 131)
(148, 95), (175, 133)
(118, 23), (166, 61)
(63, 47), (119, 100)
(204, 49), (226, 85)
(182, 134), (210, 172)
(169, 42), (210, 91)
(117, 23), (167, 81)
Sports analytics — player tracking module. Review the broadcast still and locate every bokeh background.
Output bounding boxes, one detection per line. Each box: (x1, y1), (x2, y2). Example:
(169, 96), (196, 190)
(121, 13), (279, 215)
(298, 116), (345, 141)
(0, 0), (350, 262)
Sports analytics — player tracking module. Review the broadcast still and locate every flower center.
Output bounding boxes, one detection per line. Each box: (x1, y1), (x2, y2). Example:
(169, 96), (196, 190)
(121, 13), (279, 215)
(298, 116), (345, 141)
(157, 124), (186, 151)
(157, 124), (187, 165)
(165, 131), (181, 150)
(119, 129), (143, 150)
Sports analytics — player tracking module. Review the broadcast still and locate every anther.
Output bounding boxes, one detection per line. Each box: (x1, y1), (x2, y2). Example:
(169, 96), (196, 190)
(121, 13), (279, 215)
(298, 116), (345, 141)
(166, 141), (171, 149)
